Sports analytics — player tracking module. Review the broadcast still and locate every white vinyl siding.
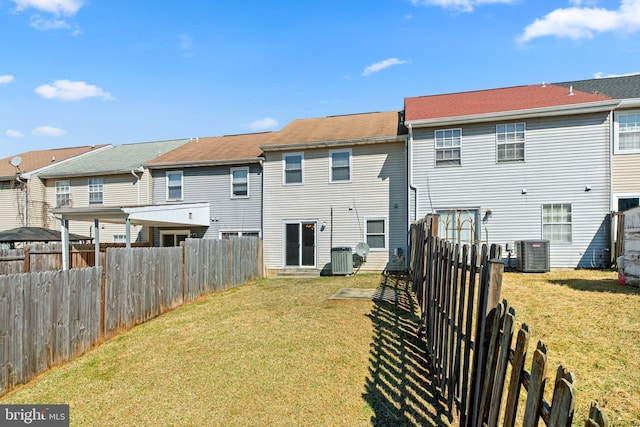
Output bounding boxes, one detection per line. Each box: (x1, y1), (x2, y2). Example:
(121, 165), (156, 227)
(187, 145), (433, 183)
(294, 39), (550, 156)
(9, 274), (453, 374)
(329, 149), (351, 183)
(283, 153), (303, 185)
(496, 123), (525, 162)
(88, 178), (103, 205)
(435, 128), (461, 166)
(166, 171), (183, 201)
(230, 167), (249, 198)
(55, 180), (70, 207)
(412, 112), (610, 268)
(542, 203), (572, 243)
(263, 141), (407, 273)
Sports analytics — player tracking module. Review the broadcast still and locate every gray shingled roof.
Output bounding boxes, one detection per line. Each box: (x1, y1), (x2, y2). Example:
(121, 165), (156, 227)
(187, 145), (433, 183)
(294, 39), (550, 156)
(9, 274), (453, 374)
(39, 139), (190, 178)
(554, 74), (640, 99)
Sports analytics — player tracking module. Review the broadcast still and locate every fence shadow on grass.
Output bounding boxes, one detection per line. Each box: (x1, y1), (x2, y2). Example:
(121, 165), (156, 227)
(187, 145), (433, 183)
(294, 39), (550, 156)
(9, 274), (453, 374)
(363, 273), (450, 427)
(549, 278), (640, 295)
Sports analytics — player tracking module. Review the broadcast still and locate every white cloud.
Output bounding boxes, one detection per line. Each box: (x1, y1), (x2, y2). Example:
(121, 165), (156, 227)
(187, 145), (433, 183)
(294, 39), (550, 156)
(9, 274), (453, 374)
(410, 0), (515, 13)
(518, 0), (640, 43)
(5, 129), (24, 138)
(33, 126), (66, 137)
(30, 15), (70, 30)
(594, 71), (640, 78)
(362, 58), (408, 76)
(12, 0), (84, 16)
(35, 80), (114, 101)
(248, 118), (278, 130)
(0, 75), (16, 85)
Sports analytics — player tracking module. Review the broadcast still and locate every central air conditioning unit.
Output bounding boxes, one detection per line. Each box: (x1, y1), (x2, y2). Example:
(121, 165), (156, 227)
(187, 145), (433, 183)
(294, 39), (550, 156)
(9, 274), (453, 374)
(516, 240), (550, 273)
(331, 247), (353, 275)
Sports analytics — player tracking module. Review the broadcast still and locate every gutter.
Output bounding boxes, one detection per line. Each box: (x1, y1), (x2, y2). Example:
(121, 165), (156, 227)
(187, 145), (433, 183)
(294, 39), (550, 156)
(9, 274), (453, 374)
(144, 157), (264, 169)
(405, 100), (621, 128)
(260, 135), (406, 152)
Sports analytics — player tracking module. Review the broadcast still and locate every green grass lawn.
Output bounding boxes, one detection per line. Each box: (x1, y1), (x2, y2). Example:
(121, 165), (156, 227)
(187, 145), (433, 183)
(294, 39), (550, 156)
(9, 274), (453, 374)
(1, 270), (637, 426)
(500, 270), (640, 426)
(0, 273), (448, 427)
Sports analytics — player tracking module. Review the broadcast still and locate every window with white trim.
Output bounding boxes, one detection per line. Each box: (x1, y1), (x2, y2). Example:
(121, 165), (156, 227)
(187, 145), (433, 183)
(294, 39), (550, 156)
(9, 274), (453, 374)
(166, 171), (183, 201)
(230, 167), (249, 198)
(330, 149), (351, 182)
(55, 180), (70, 207)
(365, 218), (386, 250)
(615, 111), (640, 153)
(435, 128), (461, 166)
(436, 209), (479, 246)
(88, 178), (104, 205)
(542, 204), (572, 243)
(283, 153), (303, 185)
(496, 123), (525, 162)
(220, 231), (260, 239)
(113, 235), (127, 244)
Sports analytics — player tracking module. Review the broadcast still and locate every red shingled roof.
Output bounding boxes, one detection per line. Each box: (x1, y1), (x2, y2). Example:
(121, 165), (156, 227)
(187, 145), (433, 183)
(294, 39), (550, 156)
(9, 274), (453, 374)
(404, 84), (612, 122)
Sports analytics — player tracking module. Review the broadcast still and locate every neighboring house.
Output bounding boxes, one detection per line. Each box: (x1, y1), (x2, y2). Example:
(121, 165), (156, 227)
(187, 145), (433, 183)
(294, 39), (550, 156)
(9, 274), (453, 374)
(555, 75), (640, 215)
(39, 139), (191, 244)
(145, 132), (274, 246)
(261, 111), (408, 276)
(0, 145), (110, 232)
(405, 83), (619, 268)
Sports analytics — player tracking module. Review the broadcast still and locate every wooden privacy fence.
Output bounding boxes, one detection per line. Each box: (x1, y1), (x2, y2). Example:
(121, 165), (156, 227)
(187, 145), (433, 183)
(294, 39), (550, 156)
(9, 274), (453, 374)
(0, 237), (262, 397)
(0, 242), (150, 275)
(0, 268), (103, 396)
(409, 215), (608, 427)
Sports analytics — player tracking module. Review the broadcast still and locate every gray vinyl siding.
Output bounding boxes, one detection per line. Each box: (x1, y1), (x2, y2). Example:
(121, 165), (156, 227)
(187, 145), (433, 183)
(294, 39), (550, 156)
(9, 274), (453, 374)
(151, 164), (262, 244)
(411, 112), (611, 268)
(263, 141), (407, 274)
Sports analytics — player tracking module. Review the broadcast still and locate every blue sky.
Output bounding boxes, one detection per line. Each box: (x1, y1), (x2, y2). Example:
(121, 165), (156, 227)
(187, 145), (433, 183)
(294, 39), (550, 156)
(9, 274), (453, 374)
(1, 0), (639, 160)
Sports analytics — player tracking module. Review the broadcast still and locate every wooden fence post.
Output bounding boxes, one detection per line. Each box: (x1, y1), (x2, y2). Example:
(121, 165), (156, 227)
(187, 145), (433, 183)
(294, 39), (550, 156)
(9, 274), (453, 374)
(585, 402), (608, 427)
(523, 341), (548, 427)
(549, 366), (575, 427)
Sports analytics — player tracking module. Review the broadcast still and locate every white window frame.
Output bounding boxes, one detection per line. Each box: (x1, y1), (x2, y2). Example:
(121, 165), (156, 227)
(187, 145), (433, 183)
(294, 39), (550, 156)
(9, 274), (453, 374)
(435, 128), (462, 167)
(160, 229), (190, 247)
(329, 148), (352, 183)
(496, 122), (525, 163)
(364, 217), (387, 251)
(166, 171), (183, 201)
(542, 203), (572, 244)
(219, 230), (261, 239)
(435, 208), (480, 246)
(230, 167), (250, 199)
(113, 235), (127, 244)
(55, 180), (70, 207)
(614, 110), (640, 154)
(283, 152), (304, 185)
(88, 177), (104, 205)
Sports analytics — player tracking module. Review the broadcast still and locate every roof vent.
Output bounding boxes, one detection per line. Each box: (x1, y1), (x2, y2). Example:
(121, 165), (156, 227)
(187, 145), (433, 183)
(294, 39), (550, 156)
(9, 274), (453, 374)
(541, 81), (546, 88)
(568, 85), (574, 96)
(51, 156), (55, 162)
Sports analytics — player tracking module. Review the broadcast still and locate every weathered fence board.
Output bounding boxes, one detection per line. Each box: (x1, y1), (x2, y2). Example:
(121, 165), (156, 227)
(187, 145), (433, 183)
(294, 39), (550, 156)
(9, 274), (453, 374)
(0, 268), (102, 396)
(104, 247), (183, 339)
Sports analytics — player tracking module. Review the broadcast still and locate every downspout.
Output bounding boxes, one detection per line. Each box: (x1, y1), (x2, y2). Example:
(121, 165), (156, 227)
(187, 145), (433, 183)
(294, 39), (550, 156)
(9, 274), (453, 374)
(407, 123), (417, 223)
(609, 109), (616, 265)
(15, 174), (28, 226)
(131, 168), (142, 204)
